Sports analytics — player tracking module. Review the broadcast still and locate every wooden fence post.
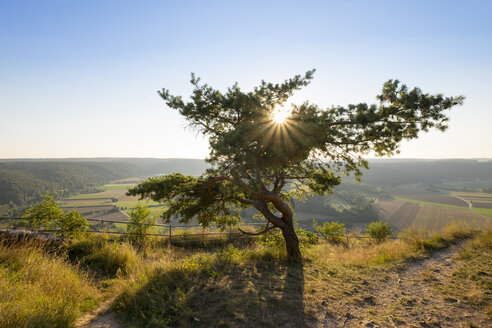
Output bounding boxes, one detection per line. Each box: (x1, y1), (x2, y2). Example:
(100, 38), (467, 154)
(169, 224), (172, 245)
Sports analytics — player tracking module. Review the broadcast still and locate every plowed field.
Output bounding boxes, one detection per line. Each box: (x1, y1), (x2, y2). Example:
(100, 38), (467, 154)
(414, 204), (492, 230)
(472, 202), (492, 209)
(394, 194), (468, 207)
(375, 200), (420, 229)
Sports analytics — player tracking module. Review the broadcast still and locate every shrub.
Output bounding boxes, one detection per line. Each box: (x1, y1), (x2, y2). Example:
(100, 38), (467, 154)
(314, 220), (346, 245)
(365, 220), (391, 243)
(126, 203), (156, 248)
(296, 226), (319, 245)
(67, 235), (138, 277)
(22, 194), (88, 237)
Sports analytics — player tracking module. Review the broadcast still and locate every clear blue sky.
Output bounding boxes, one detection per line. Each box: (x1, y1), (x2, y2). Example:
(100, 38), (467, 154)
(1, 0), (491, 159)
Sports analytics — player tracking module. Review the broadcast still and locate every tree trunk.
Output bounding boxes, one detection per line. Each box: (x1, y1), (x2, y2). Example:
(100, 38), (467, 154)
(253, 191), (302, 262)
(281, 221), (302, 262)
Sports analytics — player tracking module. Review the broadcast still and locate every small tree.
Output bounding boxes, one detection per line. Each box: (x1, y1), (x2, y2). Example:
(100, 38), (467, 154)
(365, 220), (391, 243)
(126, 202), (156, 247)
(22, 194), (88, 237)
(314, 221), (346, 245)
(128, 71), (463, 261)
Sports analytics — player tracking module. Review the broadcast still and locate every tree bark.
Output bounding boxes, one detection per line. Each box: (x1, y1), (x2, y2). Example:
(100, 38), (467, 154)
(254, 190), (303, 262)
(281, 220), (302, 262)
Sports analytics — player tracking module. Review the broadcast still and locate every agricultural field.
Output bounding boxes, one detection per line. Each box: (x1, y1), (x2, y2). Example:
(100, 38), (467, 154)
(58, 199), (113, 207)
(393, 194), (469, 207)
(376, 188), (492, 230)
(413, 204), (491, 230)
(67, 205), (116, 214)
(375, 199), (421, 229)
(85, 211), (129, 223)
(59, 182), (140, 222)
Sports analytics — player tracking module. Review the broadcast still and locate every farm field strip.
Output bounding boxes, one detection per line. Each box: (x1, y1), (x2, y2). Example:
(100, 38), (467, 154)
(414, 204), (492, 230)
(59, 199), (113, 206)
(375, 200), (420, 229)
(101, 184), (135, 191)
(68, 191), (123, 199)
(471, 202), (492, 209)
(86, 211), (129, 222)
(460, 197), (492, 202)
(394, 194), (469, 207)
(393, 197), (469, 210)
(451, 191), (492, 198)
(471, 208), (492, 219)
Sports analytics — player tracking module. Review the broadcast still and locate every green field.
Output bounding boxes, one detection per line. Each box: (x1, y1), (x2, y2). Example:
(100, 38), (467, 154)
(471, 207), (492, 219)
(101, 184), (135, 191)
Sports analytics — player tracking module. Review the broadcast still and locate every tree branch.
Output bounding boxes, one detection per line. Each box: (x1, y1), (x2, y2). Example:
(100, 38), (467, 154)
(238, 222), (276, 236)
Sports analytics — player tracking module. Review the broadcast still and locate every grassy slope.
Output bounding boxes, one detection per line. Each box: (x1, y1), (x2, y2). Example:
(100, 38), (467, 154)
(1, 225), (490, 328)
(0, 240), (100, 328)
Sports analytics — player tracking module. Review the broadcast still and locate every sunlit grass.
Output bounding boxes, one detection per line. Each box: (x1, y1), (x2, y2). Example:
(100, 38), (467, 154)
(0, 240), (100, 328)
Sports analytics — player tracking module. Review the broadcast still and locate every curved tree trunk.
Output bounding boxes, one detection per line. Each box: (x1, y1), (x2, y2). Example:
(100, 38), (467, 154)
(281, 220), (302, 262)
(253, 190), (303, 262)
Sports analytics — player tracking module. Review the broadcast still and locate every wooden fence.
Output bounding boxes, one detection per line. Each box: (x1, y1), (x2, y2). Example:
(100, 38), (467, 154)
(0, 217), (265, 242)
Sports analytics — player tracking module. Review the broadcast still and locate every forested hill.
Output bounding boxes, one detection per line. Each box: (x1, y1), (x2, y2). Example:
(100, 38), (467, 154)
(0, 158), (209, 217)
(0, 161), (139, 216)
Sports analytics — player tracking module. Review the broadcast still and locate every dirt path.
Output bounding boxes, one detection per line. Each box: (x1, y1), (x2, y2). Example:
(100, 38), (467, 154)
(76, 301), (122, 328)
(322, 244), (491, 328)
(454, 195), (472, 209)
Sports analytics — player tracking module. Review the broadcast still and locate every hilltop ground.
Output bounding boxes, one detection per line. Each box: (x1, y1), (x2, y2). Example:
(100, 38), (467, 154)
(0, 224), (490, 328)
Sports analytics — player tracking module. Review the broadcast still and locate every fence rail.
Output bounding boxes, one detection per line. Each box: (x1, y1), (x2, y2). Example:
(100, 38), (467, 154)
(0, 217), (265, 241)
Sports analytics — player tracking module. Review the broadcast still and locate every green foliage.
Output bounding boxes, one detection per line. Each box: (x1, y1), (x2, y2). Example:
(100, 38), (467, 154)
(313, 220), (347, 245)
(22, 194), (88, 237)
(126, 202), (156, 247)
(365, 220), (392, 243)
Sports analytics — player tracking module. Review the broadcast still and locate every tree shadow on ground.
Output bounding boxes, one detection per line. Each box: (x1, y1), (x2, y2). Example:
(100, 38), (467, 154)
(113, 257), (310, 328)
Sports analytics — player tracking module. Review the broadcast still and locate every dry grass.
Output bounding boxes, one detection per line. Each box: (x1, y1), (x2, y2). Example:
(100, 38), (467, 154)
(0, 223), (486, 328)
(0, 239), (100, 328)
